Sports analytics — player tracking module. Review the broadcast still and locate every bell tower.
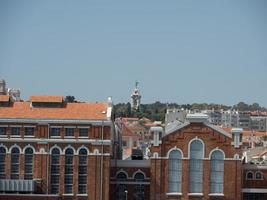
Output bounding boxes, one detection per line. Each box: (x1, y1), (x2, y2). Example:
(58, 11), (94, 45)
(131, 81), (141, 111)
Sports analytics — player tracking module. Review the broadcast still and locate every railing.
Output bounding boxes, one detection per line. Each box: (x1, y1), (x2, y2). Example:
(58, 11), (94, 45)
(0, 179), (36, 193)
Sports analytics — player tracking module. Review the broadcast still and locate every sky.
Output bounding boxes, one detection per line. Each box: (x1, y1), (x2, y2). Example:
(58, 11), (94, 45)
(0, 0), (266, 106)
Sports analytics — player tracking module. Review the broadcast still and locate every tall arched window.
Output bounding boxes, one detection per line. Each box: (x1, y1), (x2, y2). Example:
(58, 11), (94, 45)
(11, 147), (20, 179)
(189, 140), (204, 193)
(0, 147), (6, 179)
(210, 150), (224, 194)
(51, 148), (60, 194)
(24, 148), (34, 179)
(133, 172), (145, 200)
(78, 148), (88, 194)
(168, 150), (182, 193)
(116, 172), (127, 200)
(64, 148), (74, 194)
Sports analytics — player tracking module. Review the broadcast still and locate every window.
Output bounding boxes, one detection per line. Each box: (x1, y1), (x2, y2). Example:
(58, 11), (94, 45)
(189, 140), (203, 193)
(51, 148), (60, 194)
(65, 128), (74, 137)
(0, 127), (6, 136)
(210, 150), (224, 194)
(78, 148), (88, 194)
(255, 171), (263, 180)
(122, 140), (127, 147)
(11, 147), (20, 179)
(50, 128), (61, 137)
(25, 127), (34, 136)
(79, 128), (88, 137)
(24, 148), (34, 179)
(11, 127), (20, 136)
(168, 150), (182, 193)
(0, 147), (6, 179)
(64, 148), (74, 194)
(246, 172), (254, 180)
(133, 173), (145, 200)
(116, 172), (127, 200)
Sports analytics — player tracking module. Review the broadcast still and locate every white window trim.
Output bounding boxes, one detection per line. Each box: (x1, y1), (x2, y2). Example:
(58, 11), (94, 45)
(188, 193), (203, 196)
(77, 194), (88, 196)
(166, 192), (182, 196)
(208, 193), (224, 196)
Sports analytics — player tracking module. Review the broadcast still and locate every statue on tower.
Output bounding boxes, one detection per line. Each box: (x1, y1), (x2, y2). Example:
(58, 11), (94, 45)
(131, 81), (141, 111)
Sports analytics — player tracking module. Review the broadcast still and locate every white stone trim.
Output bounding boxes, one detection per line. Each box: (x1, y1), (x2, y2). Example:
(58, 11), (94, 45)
(110, 181), (150, 185)
(63, 145), (76, 155)
(208, 148), (225, 159)
(246, 171), (254, 180)
(9, 125), (22, 128)
(115, 169), (129, 179)
(0, 125), (8, 127)
(23, 125), (36, 128)
(166, 192), (182, 196)
(132, 169), (147, 179)
(8, 144), (22, 154)
(166, 146), (184, 158)
(77, 145), (89, 155)
(49, 145), (63, 155)
(22, 144), (36, 154)
(0, 143), (8, 152)
(188, 193), (203, 196)
(242, 188), (267, 193)
(0, 137), (111, 145)
(208, 193), (224, 196)
(188, 137), (205, 159)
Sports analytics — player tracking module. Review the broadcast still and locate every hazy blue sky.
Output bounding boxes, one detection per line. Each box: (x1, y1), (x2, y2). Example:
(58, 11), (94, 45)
(0, 0), (266, 106)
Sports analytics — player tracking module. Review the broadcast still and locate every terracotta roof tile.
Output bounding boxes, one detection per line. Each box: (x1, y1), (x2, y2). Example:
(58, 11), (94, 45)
(29, 96), (64, 103)
(0, 102), (108, 120)
(0, 95), (10, 102)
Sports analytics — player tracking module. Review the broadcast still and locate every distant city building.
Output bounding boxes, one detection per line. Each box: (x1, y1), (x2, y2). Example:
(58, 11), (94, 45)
(130, 81), (141, 111)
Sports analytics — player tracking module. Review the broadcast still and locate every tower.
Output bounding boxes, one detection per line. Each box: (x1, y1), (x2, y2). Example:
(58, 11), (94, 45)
(131, 81), (141, 111)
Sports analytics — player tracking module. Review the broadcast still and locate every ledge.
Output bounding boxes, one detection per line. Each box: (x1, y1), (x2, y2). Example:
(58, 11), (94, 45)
(188, 193), (203, 196)
(77, 194), (88, 196)
(208, 193), (224, 196)
(166, 192), (182, 196)
(63, 193), (74, 196)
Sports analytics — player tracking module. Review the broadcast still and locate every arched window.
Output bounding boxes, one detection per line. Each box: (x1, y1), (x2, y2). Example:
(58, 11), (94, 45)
(246, 171), (254, 180)
(0, 147), (6, 179)
(11, 147), (20, 179)
(116, 172), (128, 200)
(24, 148), (34, 179)
(133, 172), (145, 200)
(255, 171), (263, 180)
(64, 148), (74, 194)
(78, 148), (88, 194)
(210, 150), (224, 194)
(51, 148), (60, 194)
(189, 140), (204, 193)
(168, 150), (182, 193)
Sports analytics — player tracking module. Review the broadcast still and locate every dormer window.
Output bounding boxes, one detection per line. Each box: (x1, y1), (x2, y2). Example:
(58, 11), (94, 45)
(255, 171), (263, 180)
(246, 172), (253, 180)
(25, 127), (34, 136)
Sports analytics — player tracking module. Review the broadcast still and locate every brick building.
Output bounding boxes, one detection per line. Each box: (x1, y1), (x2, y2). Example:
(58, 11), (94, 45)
(0, 93), (267, 200)
(149, 114), (243, 200)
(0, 95), (114, 200)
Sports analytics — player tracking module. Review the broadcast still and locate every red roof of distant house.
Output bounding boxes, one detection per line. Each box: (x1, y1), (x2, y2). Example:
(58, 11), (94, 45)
(29, 96), (64, 103)
(221, 127), (267, 137)
(0, 101), (108, 120)
(0, 95), (10, 102)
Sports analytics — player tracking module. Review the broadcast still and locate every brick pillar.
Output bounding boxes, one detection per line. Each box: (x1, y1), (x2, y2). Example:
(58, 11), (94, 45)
(203, 160), (210, 198)
(60, 154), (65, 195)
(183, 159), (189, 200)
(73, 155), (78, 196)
(20, 153), (25, 179)
(5, 153), (11, 179)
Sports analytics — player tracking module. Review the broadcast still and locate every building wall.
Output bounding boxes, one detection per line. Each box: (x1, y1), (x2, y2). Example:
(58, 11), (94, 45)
(0, 122), (111, 200)
(150, 122), (242, 200)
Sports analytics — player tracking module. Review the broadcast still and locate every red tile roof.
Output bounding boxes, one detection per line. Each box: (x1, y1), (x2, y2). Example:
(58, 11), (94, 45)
(0, 102), (108, 120)
(29, 96), (64, 103)
(0, 95), (10, 102)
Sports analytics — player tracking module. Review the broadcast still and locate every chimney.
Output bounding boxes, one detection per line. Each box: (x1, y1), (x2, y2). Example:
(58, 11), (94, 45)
(0, 79), (6, 95)
(231, 128), (243, 148)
